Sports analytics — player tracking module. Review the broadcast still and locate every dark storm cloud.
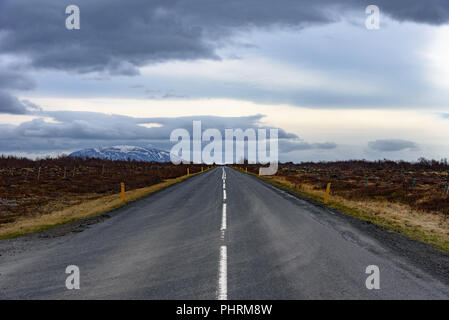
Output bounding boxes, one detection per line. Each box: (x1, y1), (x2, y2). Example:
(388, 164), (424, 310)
(0, 0), (217, 75)
(368, 139), (418, 152)
(375, 0), (449, 25)
(180, 0), (449, 26)
(0, 91), (29, 114)
(0, 0), (447, 76)
(0, 111), (334, 153)
(0, 60), (38, 114)
(0, 90), (42, 114)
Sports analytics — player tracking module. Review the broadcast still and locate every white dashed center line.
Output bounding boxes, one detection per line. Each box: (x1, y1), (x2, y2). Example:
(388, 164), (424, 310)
(218, 245), (227, 300)
(221, 203), (227, 231)
(218, 167), (228, 300)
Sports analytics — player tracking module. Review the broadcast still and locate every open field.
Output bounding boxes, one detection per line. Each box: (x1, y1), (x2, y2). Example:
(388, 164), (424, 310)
(235, 159), (449, 251)
(0, 156), (209, 231)
(0, 173), (199, 239)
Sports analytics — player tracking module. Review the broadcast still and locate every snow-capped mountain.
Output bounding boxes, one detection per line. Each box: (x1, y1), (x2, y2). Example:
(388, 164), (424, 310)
(69, 145), (174, 162)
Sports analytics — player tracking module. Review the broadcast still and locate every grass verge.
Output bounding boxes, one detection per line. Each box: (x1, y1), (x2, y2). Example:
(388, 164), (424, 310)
(0, 172), (200, 239)
(254, 173), (449, 252)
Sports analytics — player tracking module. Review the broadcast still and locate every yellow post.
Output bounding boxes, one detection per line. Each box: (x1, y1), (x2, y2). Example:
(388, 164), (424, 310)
(258, 168), (261, 176)
(324, 182), (331, 204)
(201, 167), (203, 172)
(121, 182), (126, 203)
(187, 168), (190, 176)
(245, 167), (247, 173)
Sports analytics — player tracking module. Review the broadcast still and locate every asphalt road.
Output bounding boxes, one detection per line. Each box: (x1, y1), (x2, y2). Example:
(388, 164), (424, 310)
(1, 167), (449, 299)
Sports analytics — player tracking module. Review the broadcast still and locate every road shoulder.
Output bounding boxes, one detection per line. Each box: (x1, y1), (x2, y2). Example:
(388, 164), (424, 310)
(238, 169), (449, 287)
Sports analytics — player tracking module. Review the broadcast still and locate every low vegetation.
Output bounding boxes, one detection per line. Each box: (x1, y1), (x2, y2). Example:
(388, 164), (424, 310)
(0, 174), (198, 239)
(236, 159), (449, 251)
(0, 155), (209, 235)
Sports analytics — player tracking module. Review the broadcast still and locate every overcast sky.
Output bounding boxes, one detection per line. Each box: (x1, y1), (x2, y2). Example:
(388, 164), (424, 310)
(1, 0), (449, 162)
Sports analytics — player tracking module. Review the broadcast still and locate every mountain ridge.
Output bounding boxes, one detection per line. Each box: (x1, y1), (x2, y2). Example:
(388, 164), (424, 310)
(69, 145), (173, 162)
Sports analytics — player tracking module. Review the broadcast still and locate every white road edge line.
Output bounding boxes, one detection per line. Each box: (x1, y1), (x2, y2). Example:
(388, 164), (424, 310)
(218, 245), (228, 300)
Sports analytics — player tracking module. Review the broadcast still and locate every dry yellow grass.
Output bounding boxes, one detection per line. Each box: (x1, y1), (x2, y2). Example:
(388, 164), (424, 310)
(263, 175), (449, 252)
(0, 173), (197, 239)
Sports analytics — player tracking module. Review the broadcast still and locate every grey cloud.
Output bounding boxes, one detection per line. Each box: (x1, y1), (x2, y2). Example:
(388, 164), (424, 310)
(368, 139), (418, 152)
(280, 140), (337, 153)
(311, 142), (337, 150)
(0, 91), (31, 114)
(376, 0), (449, 25)
(0, 0), (217, 76)
(0, 111), (328, 154)
(0, 58), (38, 114)
(0, 68), (35, 91)
(107, 60), (141, 76)
(1, 0), (447, 76)
(181, 0), (449, 27)
(21, 100), (42, 112)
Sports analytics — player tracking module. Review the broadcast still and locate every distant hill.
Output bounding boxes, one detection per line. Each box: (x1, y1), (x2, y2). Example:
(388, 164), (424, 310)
(69, 145), (174, 162)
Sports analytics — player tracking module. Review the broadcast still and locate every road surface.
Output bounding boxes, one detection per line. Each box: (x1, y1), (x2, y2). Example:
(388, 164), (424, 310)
(1, 167), (449, 299)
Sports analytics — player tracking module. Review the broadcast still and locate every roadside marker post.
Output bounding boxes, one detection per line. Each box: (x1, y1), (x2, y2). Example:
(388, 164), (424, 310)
(201, 167), (203, 173)
(324, 182), (331, 204)
(245, 167), (247, 173)
(258, 168), (261, 176)
(187, 168), (190, 176)
(121, 182), (126, 203)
